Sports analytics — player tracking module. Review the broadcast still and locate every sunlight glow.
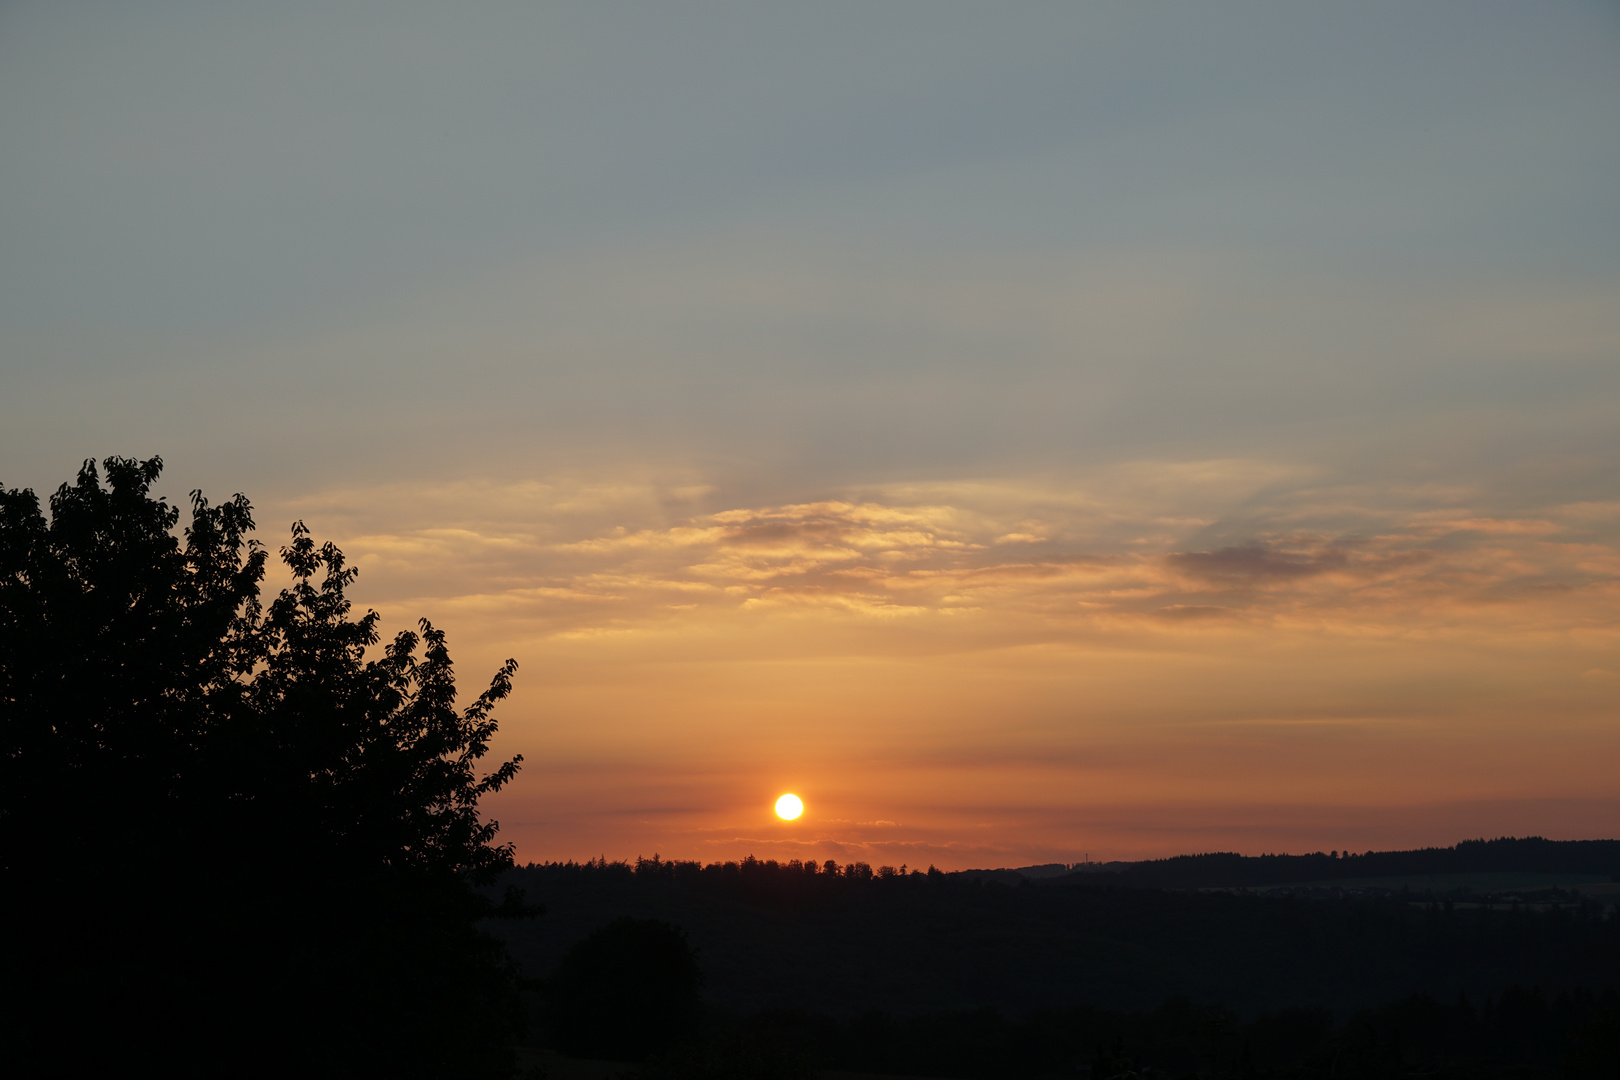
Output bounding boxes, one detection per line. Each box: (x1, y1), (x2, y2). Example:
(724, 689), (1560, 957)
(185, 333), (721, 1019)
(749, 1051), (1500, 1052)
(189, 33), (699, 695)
(775, 793), (804, 820)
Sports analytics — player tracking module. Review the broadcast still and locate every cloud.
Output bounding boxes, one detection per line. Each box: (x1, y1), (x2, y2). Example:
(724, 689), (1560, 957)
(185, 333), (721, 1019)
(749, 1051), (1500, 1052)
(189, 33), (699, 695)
(1167, 542), (1349, 582)
(302, 461), (1620, 653)
(1151, 605), (1236, 621)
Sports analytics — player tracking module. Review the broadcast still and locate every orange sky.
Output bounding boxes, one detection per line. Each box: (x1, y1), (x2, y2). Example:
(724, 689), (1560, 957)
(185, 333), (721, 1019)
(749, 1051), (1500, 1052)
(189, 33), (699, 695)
(264, 466), (1620, 868)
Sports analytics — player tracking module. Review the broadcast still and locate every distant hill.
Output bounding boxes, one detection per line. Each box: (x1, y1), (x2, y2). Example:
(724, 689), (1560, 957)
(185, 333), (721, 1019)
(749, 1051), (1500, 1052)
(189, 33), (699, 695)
(955, 837), (1620, 891)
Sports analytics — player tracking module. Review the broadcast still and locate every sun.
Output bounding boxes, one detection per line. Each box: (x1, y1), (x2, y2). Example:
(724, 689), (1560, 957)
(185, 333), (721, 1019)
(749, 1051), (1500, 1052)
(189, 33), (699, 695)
(774, 793), (803, 820)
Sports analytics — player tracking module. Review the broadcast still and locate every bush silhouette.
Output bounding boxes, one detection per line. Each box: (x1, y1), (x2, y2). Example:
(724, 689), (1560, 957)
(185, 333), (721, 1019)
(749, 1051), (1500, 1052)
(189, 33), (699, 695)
(549, 916), (705, 1061)
(0, 456), (529, 1078)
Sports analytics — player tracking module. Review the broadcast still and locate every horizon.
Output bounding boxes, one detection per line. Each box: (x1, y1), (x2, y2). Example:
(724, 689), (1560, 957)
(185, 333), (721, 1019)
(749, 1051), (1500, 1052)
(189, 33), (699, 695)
(3, 2), (1617, 870)
(517, 833), (1620, 875)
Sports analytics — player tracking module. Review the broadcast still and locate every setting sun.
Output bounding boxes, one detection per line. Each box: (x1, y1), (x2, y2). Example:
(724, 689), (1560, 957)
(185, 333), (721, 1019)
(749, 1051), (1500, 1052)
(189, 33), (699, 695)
(775, 794), (804, 821)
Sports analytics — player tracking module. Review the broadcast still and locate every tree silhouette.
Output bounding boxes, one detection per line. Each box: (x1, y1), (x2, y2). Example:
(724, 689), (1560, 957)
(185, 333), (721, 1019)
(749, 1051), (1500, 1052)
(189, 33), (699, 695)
(1, 456), (528, 1078)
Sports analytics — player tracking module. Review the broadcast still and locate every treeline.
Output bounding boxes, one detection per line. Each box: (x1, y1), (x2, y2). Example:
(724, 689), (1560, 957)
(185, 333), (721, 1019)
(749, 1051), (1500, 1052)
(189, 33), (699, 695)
(1060, 836), (1620, 891)
(529, 835), (1620, 901)
(494, 854), (1620, 1022)
(553, 852), (944, 889)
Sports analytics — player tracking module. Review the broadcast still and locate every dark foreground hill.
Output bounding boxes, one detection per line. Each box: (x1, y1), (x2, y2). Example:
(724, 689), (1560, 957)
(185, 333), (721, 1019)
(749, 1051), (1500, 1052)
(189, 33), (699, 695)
(493, 839), (1620, 1023)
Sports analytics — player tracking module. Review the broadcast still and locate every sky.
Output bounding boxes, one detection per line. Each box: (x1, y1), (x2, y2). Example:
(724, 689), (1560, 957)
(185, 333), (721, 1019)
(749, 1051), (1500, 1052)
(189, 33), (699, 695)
(2, 1), (1618, 868)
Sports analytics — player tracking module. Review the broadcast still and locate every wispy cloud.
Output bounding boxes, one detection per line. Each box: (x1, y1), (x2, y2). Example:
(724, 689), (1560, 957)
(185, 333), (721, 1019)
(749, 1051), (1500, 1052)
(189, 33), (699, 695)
(294, 462), (1620, 645)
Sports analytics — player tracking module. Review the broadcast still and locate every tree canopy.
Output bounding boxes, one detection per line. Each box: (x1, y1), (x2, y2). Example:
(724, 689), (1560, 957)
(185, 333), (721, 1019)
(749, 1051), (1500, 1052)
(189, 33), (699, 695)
(1, 456), (528, 1078)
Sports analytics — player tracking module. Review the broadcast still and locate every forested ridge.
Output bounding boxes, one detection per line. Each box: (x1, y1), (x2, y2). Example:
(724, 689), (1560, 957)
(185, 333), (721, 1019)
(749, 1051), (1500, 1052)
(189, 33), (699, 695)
(503, 848), (1620, 1076)
(1051, 836), (1620, 891)
(499, 846), (1619, 1021)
